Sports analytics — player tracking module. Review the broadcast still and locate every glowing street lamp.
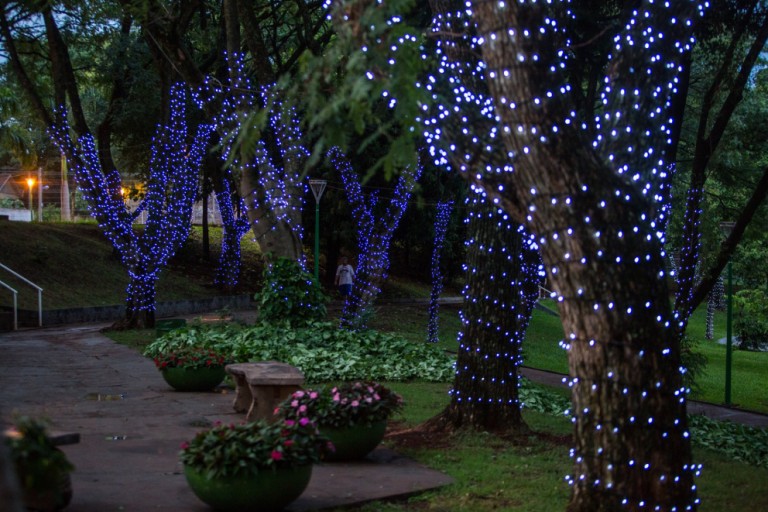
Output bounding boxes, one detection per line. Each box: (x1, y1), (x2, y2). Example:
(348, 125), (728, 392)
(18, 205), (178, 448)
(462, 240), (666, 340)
(26, 177), (35, 221)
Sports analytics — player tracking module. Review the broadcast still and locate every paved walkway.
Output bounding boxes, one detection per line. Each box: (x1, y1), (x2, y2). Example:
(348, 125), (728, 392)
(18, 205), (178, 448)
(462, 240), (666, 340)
(2, 316), (766, 511)
(0, 322), (452, 511)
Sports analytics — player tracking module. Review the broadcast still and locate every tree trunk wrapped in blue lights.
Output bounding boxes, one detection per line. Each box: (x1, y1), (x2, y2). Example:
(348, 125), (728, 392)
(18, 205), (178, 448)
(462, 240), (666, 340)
(427, 200), (454, 344)
(436, 190), (540, 431)
(330, 148), (421, 331)
(196, 57), (307, 263)
(214, 178), (251, 290)
(50, 85), (211, 328)
(465, 1), (706, 509)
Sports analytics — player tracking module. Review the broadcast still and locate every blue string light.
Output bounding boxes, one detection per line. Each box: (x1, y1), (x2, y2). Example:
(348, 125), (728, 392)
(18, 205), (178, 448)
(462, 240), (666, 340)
(427, 200), (454, 343)
(329, 147), (422, 330)
(50, 83), (212, 318)
(195, 54), (308, 262)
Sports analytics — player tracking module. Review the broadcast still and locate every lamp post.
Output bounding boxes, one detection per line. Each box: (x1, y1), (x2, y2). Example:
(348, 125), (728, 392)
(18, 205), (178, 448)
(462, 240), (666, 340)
(26, 177), (35, 221)
(720, 221), (736, 406)
(308, 179), (327, 282)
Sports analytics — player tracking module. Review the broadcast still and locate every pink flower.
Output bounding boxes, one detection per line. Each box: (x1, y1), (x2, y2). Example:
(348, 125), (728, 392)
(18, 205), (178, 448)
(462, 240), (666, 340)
(333, 393), (340, 402)
(284, 440), (294, 448)
(294, 390), (305, 398)
(309, 391), (318, 399)
(180, 442), (189, 450)
(291, 400), (299, 407)
(299, 405), (307, 413)
(365, 397), (372, 403)
(271, 450), (283, 461)
(299, 417), (310, 426)
(373, 393), (381, 401)
(351, 400), (360, 407)
(284, 419), (296, 427)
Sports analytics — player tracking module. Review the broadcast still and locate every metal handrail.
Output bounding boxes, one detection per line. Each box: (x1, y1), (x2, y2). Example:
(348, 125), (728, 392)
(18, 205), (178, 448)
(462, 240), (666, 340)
(0, 279), (18, 330)
(538, 285), (554, 300)
(0, 263), (43, 327)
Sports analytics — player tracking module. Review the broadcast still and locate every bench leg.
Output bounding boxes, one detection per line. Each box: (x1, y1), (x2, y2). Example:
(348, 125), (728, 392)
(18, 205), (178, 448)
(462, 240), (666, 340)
(230, 374), (253, 414)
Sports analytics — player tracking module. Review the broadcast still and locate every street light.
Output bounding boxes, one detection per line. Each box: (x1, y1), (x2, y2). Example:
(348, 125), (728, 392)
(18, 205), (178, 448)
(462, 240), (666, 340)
(308, 179), (327, 282)
(26, 177), (35, 221)
(720, 221), (736, 406)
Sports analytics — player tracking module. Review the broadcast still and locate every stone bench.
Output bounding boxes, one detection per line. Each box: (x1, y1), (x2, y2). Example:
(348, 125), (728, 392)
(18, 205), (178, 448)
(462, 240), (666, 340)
(225, 362), (305, 422)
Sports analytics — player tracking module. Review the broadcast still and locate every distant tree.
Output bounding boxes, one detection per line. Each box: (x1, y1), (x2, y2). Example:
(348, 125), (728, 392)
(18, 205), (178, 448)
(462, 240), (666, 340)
(213, 176), (251, 290)
(330, 147), (421, 330)
(50, 85), (211, 328)
(427, 200), (453, 343)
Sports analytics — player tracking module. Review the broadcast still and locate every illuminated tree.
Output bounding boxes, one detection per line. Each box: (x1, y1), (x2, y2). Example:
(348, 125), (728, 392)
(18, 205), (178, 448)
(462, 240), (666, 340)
(456, 1), (708, 509)
(330, 147), (421, 330)
(213, 176), (251, 289)
(50, 85), (211, 328)
(427, 200), (453, 344)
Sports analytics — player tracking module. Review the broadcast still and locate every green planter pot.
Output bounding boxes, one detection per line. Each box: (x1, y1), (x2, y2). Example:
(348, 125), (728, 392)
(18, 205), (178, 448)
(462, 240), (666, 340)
(160, 366), (226, 392)
(320, 420), (387, 461)
(184, 464), (312, 512)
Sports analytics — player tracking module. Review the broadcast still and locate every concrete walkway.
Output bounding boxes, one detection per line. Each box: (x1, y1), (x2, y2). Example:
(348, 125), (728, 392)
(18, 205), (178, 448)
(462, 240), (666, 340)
(0, 323), (452, 511)
(2, 317), (766, 511)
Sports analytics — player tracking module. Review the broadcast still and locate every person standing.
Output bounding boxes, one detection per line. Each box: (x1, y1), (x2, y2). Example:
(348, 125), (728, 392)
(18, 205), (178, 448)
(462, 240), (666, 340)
(334, 256), (355, 297)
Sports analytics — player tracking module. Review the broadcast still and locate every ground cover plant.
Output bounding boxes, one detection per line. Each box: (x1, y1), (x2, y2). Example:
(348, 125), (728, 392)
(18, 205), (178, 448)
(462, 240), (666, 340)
(143, 320), (455, 383)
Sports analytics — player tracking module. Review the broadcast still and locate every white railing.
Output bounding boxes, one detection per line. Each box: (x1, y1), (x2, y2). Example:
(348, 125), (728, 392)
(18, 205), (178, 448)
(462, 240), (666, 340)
(538, 285), (554, 301)
(0, 279), (18, 330)
(0, 263), (43, 328)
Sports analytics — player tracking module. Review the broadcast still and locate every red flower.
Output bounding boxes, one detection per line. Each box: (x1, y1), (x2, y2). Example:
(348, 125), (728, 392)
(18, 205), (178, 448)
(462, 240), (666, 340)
(271, 450), (283, 461)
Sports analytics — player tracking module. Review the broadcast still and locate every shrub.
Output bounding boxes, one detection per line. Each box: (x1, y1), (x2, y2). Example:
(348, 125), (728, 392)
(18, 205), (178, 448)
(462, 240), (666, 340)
(253, 257), (328, 326)
(733, 288), (768, 351)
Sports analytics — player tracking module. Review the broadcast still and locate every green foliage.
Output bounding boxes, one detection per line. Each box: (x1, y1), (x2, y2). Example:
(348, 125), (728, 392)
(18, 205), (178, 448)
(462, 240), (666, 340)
(733, 289), (768, 351)
(253, 257), (328, 326)
(688, 414), (768, 469)
(681, 336), (708, 394)
(0, 197), (24, 209)
(179, 419), (330, 479)
(5, 417), (74, 493)
(150, 346), (229, 370)
(42, 205), (61, 222)
(284, 0), (430, 176)
(277, 382), (404, 428)
(143, 321), (455, 382)
(520, 379), (768, 470)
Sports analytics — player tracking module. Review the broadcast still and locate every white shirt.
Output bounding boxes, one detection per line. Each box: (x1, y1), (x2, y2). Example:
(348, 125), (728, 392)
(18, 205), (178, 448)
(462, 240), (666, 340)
(335, 264), (355, 285)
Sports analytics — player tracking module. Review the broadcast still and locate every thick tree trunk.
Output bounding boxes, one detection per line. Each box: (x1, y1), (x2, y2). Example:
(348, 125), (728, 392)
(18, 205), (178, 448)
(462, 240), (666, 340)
(432, 193), (539, 432)
(112, 267), (158, 330)
(471, 2), (699, 510)
(242, 168), (304, 261)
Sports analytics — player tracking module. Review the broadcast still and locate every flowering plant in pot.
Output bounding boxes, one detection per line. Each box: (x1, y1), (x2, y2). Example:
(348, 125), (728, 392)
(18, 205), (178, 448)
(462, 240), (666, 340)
(4, 417), (74, 512)
(151, 347), (229, 391)
(277, 381), (403, 460)
(180, 419), (330, 511)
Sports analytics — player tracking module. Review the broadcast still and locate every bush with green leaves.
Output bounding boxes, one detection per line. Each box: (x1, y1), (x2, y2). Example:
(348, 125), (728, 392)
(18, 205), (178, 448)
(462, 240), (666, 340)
(253, 257), (328, 326)
(144, 320), (455, 382)
(734, 288), (768, 351)
(0, 197), (24, 209)
(519, 380), (768, 468)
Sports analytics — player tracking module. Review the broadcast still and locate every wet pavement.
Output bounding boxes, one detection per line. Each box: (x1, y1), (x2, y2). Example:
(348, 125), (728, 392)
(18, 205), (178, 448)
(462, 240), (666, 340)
(2, 316), (766, 511)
